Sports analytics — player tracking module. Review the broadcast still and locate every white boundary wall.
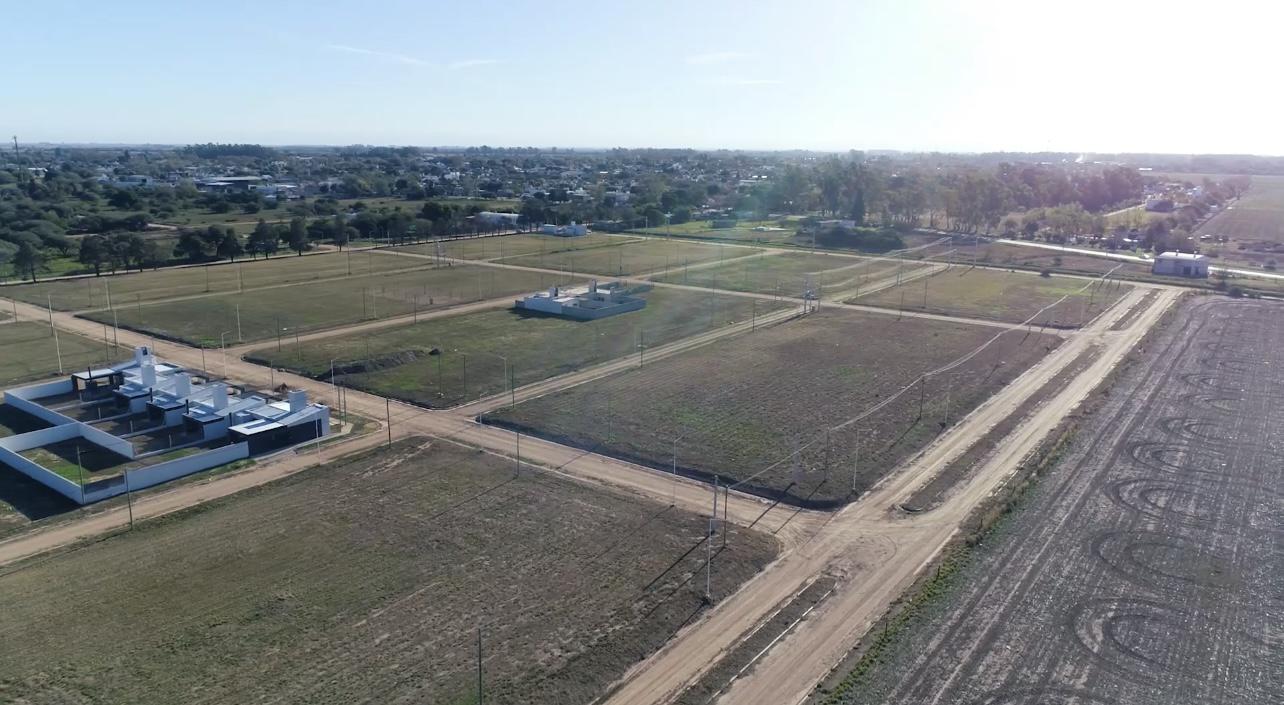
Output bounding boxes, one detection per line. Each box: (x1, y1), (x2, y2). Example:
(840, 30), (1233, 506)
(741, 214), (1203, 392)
(81, 442), (249, 504)
(0, 425), (87, 503)
(4, 380), (77, 427)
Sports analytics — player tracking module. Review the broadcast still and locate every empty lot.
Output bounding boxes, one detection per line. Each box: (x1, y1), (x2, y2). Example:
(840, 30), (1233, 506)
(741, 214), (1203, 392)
(0, 439), (777, 705)
(650, 251), (917, 298)
(0, 321), (124, 387)
(82, 265), (574, 347)
(853, 267), (1130, 326)
(4, 250), (429, 312)
(502, 238), (750, 276)
(396, 232), (641, 261)
(485, 309), (1060, 507)
(246, 287), (788, 408)
(824, 298), (1282, 705)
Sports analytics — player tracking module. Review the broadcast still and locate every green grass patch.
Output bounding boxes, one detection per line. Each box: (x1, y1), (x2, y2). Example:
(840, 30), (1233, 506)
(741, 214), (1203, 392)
(247, 287), (788, 408)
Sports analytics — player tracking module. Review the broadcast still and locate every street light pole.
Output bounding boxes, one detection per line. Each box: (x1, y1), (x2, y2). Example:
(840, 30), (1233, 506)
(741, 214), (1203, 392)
(219, 330), (233, 379)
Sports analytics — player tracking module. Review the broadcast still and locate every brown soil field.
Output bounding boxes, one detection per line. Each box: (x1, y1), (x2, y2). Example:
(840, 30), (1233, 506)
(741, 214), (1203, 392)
(823, 298), (1283, 705)
(1197, 175), (1284, 270)
(484, 309), (1060, 507)
(0, 438), (778, 705)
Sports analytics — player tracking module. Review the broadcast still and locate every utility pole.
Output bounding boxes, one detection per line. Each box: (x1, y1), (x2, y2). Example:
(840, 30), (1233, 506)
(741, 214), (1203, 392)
(918, 375), (927, 420)
(476, 626), (484, 705)
(74, 443), (87, 503)
(124, 469), (135, 529)
(385, 398), (392, 446)
(236, 303), (243, 342)
(851, 428), (861, 493)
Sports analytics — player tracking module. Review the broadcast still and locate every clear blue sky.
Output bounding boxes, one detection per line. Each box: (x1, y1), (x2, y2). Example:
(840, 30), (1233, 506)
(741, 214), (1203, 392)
(5, 0), (1280, 153)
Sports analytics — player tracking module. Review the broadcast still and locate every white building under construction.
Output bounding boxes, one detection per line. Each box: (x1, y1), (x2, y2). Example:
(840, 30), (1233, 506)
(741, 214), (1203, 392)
(514, 281), (646, 320)
(0, 346), (330, 505)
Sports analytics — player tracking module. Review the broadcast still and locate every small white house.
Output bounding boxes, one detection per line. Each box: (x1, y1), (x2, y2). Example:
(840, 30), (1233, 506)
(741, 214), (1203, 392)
(1151, 252), (1209, 278)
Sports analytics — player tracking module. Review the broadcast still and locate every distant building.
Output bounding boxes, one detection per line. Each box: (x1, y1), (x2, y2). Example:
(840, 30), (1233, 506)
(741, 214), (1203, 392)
(475, 211), (520, 227)
(1151, 251), (1209, 278)
(197, 175), (268, 192)
(539, 222), (588, 237)
(514, 281), (646, 320)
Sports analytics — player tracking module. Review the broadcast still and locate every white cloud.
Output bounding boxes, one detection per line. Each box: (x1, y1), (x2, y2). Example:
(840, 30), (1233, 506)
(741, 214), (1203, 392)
(685, 51), (749, 65)
(326, 44), (431, 67)
(448, 58), (502, 70)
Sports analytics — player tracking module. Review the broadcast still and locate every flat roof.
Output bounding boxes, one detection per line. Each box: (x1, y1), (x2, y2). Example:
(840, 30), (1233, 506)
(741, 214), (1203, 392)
(1157, 251), (1207, 261)
(229, 419), (284, 436)
(72, 368), (119, 380)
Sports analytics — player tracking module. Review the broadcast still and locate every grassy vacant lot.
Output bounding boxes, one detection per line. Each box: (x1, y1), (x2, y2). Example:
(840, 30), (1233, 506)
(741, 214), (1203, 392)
(634, 219), (798, 244)
(853, 267), (1130, 327)
(396, 232), (641, 261)
(4, 250), (431, 311)
(0, 439), (777, 705)
(485, 309), (1060, 507)
(503, 238), (753, 276)
(0, 322), (125, 387)
(938, 241), (1152, 278)
(84, 264), (576, 347)
(651, 251), (920, 298)
(247, 287), (791, 408)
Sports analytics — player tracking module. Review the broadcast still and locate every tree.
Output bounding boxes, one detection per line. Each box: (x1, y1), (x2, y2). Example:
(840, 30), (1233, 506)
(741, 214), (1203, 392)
(13, 241), (44, 282)
(139, 240), (166, 270)
(112, 232), (149, 270)
(79, 233), (109, 276)
(173, 229), (212, 263)
(247, 219), (278, 259)
(331, 214), (349, 249)
(288, 217), (309, 256)
(216, 229), (244, 261)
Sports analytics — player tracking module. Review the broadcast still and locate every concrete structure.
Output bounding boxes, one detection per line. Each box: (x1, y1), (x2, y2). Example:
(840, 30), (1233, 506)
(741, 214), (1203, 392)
(539, 222), (589, 236)
(514, 281), (646, 320)
(475, 211), (520, 227)
(0, 346), (330, 505)
(1151, 251), (1209, 278)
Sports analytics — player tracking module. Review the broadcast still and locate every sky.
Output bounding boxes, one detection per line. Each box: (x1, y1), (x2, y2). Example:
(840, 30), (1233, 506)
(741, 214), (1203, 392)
(5, 0), (1283, 154)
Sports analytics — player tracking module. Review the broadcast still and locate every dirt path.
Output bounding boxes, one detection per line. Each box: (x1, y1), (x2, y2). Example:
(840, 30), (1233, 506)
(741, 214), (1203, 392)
(597, 287), (1179, 705)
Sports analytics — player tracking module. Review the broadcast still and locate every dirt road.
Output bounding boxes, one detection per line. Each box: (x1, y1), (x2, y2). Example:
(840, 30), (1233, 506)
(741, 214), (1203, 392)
(598, 287), (1179, 705)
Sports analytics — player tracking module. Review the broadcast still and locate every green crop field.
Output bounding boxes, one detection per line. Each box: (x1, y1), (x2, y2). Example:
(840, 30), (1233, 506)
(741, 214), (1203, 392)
(0, 439), (777, 705)
(484, 309), (1060, 507)
(246, 286), (792, 408)
(3, 250), (434, 312)
(852, 267), (1131, 327)
(0, 321), (126, 387)
(83, 264), (578, 347)
(396, 232), (641, 262)
(502, 238), (755, 277)
(650, 251), (923, 298)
